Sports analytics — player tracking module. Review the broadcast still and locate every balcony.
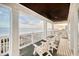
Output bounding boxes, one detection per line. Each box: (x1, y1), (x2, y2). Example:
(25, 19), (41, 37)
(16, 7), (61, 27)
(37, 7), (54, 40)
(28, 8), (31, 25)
(0, 3), (78, 56)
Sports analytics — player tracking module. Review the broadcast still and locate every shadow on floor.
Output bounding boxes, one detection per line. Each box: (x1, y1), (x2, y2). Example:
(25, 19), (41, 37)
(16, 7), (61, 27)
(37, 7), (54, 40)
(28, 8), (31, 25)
(20, 40), (59, 56)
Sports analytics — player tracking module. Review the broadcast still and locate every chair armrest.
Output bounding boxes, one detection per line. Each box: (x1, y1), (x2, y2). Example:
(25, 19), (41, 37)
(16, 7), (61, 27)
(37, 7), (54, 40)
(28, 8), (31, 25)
(41, 41), (46, 44)
(33, 44), (38, 47)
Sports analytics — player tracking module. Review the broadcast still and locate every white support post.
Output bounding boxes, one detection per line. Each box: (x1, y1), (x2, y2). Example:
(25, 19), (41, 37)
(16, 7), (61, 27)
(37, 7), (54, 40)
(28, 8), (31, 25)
(68, 3), (78, 56)
(9, 9), (19, 56)
(68, 3), (74, 51)
(73, 4), (78, 56)
(44, 20), (47, 40)
(52, 23), (54, 36)
(31, 33), (34, 44)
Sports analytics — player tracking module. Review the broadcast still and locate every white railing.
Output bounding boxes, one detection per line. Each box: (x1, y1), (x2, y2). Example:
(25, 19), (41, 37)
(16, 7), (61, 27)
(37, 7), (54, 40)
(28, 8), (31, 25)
(0, 31), (53, 56)
(0, 30), (68, 56)
(19, 31), (45, 49)
(0, 35), (9, 56)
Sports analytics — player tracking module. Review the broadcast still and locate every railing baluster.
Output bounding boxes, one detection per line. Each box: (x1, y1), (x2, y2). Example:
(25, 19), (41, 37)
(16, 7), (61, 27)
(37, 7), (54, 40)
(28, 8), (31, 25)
(6, 38), (8, 52)
(5, 39), (6, 52)
(0, 35), (9, 56)
(1, 39), (3, 54)
(3, 38), (5, 54)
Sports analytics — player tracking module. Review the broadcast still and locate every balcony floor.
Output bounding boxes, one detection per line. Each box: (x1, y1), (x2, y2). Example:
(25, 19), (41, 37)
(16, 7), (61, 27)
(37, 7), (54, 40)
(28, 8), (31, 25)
(20, 37), (73, 56)
(20, 40), (58, 56)
(57, 38), (73, 56)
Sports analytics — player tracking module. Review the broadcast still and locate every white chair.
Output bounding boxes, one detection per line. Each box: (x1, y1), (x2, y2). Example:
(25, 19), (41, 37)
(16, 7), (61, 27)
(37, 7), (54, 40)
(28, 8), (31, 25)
(33, 43), (52, 56)
(41, 40), (57, 53)
(33, 34), (59, 56)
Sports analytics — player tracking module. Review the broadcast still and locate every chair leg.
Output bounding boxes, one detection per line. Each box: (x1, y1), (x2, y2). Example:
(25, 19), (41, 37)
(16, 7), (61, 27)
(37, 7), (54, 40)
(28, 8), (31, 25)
(47, 51), (52, 56)
(51, 49), (54, 53)
(33, 50), (36, 55)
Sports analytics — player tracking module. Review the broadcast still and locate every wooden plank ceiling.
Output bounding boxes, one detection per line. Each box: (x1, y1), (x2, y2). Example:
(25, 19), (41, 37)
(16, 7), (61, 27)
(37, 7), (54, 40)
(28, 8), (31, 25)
(20, 3), (70, 22)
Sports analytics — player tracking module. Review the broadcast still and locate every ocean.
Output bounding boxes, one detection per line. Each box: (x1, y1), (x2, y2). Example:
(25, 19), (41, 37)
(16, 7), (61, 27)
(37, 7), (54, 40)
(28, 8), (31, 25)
(0, 27), (47, 35)
(0, 27), (10, 35)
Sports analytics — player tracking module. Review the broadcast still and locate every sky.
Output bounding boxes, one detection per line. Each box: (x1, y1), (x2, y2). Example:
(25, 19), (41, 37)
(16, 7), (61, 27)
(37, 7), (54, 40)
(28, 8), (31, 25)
(0, 7), (10, 28)
(19, 14), (43, 25)
(19, 14), (44, 28)
(19, 14), (52, 29)
(0, 7), (52, 29)
(0, 7), (43, 28)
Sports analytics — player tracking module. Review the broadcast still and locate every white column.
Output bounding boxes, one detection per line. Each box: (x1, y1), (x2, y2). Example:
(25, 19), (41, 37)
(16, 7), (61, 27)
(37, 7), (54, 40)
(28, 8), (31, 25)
(31, 33), (34, 44)
(52, 23), (54, 36)
(68, 3), (78, 56)
(9, 9), (19, 56)
(68, 3), (74, 51)
(73, 4), (78, 56)
(44, 20), (47, 40)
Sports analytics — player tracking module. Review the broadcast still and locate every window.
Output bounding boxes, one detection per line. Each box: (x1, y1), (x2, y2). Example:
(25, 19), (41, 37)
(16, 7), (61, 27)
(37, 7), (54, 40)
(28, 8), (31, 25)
(0, 7), (10, 35)
(19, 12), (44, 47)
(0, 5), (11, 54)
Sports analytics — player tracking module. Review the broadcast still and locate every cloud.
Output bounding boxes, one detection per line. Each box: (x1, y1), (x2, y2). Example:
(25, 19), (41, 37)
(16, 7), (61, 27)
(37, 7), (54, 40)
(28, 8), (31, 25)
(19, 14), (43, 25)
(19, 14), (44, 29)
(19, 22), (43, 29)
